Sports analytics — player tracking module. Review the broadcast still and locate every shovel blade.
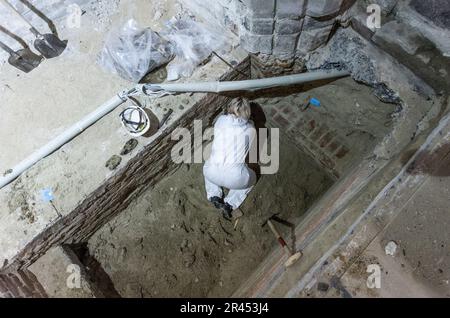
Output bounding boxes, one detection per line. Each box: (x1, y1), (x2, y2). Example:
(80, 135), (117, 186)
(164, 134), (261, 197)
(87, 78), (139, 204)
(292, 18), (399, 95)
(34, 34), (67, 58)
(8, 48), (43, 73)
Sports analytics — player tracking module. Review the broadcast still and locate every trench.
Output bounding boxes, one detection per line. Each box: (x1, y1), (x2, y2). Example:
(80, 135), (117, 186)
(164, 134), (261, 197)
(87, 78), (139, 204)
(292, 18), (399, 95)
(64, 72), (397, 297)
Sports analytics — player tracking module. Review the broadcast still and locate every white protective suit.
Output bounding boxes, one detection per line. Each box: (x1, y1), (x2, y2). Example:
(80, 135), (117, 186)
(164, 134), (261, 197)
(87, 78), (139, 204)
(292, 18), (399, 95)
(203, 114), (257, 210)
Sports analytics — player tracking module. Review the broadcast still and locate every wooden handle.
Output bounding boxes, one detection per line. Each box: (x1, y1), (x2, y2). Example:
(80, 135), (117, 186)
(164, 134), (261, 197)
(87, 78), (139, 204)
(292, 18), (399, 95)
(267, 220), (281, 238)
(0, 0), (35, 29)
(267, 220), (293, 255)
(0, 40), (14, 55)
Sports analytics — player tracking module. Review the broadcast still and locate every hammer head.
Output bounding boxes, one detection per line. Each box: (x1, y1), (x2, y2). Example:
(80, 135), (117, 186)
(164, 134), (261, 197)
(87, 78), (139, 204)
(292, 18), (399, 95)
(261, 213), (279, 228)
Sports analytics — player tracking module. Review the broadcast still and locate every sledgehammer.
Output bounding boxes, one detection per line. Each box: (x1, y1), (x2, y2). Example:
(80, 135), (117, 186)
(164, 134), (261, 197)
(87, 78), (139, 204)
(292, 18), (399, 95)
(262, 215), (302, 267)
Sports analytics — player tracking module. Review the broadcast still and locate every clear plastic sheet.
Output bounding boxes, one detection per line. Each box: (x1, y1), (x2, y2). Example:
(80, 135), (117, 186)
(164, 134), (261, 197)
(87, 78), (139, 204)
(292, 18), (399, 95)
(98, 19), (173, 83)
(163, 17), (229, 81)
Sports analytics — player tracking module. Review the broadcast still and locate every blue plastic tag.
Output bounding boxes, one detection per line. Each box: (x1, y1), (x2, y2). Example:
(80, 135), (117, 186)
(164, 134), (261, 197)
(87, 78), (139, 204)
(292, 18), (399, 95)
(310, 98), (321, 107)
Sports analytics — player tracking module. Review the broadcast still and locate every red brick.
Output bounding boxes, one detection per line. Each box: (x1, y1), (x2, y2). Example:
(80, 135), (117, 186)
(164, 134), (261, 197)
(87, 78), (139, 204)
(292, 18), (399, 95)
(319, 132), (333, 148)
(273, 114), (290, 128)
(19, 270), (47, 297)
(328, 141), (340, 153)
(17, 270), (34, 287)
(0, 279), (8, 294)
(18, 283), (33, 297)
(306, 119), (316, 134)
(319, 156), (336, 169)
(336, 146), (350, 159)
(311, 126), (327, 142)
(3, 275), (19, 296)
(281, 105), (295, 117)
(293, 117), (307, 133)
(268, 107), (278, 118)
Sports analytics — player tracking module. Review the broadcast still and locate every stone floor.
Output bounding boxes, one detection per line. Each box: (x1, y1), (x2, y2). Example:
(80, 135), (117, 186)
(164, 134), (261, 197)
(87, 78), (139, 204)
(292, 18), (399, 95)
(297, 110), (450, 298)
(305, 171), (450, 298)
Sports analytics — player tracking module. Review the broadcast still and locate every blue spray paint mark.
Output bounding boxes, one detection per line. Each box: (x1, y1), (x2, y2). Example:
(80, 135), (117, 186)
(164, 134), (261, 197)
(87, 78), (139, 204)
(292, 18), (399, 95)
(41, 188), (54, 202)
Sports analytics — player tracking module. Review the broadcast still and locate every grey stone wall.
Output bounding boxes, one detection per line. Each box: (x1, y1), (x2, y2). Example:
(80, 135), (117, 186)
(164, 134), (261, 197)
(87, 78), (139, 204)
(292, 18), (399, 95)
(179, 0), (246, 35)
(350, 0), (450, 93)
(241, 0), (356, 58)
(182, 0), (356, 58)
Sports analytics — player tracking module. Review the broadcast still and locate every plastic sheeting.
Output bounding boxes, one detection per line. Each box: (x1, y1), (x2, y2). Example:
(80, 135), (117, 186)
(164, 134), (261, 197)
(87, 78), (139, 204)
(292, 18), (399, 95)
(98, 19), (174, 83)
(163, 17), (229, 81)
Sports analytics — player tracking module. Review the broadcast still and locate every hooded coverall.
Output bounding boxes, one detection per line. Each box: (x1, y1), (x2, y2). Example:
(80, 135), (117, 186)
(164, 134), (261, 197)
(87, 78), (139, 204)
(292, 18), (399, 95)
(203, 114), (257, 210)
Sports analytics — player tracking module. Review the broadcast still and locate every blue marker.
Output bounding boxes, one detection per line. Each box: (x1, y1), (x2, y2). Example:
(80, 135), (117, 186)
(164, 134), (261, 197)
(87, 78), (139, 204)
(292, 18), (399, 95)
(310, 98), (321, 107)
(41, 188), (62, 217)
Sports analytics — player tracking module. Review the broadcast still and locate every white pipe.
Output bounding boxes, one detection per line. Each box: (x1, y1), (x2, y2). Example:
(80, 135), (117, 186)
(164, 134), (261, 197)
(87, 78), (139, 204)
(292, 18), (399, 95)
(0, 93), (127, 189)
(0, 70), (349, 190)
(145, 69), (350, 93)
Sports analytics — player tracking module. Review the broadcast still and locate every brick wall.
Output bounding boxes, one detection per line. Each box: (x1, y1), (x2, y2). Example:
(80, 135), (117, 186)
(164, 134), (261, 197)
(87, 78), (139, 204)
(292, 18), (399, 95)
(2, 58), (251, 272)
(266, 100), (350, 179)
(0, 270), (47, 298)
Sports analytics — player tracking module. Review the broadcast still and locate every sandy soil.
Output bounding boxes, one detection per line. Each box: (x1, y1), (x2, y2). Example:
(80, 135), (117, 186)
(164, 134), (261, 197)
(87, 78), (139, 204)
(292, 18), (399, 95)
(88, 134), (334, 297)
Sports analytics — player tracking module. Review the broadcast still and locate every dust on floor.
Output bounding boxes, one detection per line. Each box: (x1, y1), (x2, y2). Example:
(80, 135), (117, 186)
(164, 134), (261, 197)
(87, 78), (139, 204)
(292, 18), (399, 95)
(88, 133), (334, 297)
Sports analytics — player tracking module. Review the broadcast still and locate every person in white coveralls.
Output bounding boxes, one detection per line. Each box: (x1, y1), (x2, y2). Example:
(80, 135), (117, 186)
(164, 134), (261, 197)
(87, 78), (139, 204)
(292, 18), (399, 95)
(203, 98), (257, 220)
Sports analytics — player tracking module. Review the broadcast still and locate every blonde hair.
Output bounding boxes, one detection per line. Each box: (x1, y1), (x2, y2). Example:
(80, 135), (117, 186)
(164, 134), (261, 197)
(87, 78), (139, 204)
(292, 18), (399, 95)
(227, 98), (251, 121)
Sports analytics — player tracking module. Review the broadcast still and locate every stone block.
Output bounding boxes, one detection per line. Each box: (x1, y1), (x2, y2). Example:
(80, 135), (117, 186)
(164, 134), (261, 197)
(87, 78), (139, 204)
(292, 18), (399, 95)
(302, 15), (336, 30)
(275, 18), (304, 34)
(242, 0), (276, 18)
(273, 33), (299, 57)
(372, 20), (424, 55)
(350, 13), (375, 41)
(410, 0), (450, 29)
(297, 24), (334, 54)
(306, 0), (343, 18)
(244, 17), (274, 35)
(276, 0), (306, 19)
(241, 32), (274, 54)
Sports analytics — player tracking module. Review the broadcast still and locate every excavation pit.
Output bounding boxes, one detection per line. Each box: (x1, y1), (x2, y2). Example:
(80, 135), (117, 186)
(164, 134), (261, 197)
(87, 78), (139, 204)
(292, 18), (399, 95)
(20, 59), (402, 297)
